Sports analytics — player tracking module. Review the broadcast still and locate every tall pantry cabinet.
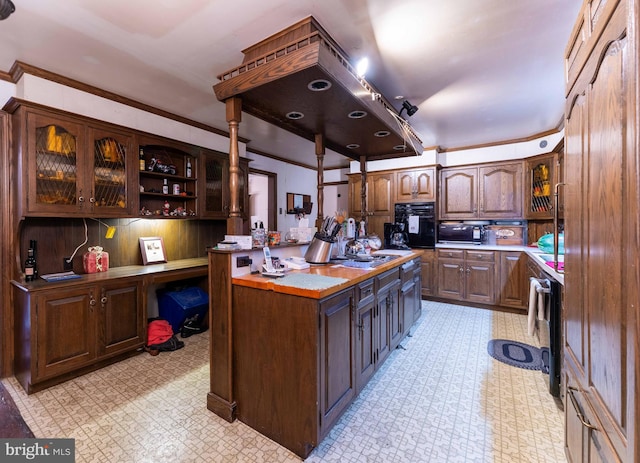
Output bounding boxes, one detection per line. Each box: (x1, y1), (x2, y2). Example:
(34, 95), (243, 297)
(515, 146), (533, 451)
(563, 0), (638, 462)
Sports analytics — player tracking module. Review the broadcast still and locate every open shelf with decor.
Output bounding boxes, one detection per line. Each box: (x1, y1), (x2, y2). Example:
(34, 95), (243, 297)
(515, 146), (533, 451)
(138, 144), (198, 218)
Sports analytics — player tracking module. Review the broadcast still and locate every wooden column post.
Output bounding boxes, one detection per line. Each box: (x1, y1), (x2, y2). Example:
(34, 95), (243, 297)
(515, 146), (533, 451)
(315, 133), (325, 230)
(226, 97), (243, 235)
(359, 155), (367, 223)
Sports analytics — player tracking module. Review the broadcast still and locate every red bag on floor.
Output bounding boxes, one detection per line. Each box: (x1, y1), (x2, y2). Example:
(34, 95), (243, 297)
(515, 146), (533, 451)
(147, 319), (173, 345)
(146, 319), (184, 354)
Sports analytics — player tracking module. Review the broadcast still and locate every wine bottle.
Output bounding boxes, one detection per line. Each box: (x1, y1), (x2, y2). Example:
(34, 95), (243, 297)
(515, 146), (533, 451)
(139, 148), (145, 171)
(24, 241), (37, 282)
(186, 158), (192, 178)
(162, 178), (169, 194)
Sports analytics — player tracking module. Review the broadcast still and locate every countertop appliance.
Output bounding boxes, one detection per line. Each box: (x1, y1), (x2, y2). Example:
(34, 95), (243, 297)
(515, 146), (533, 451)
(384, 222), (410, 249)
(438, 222), (487, 244)
(394, 202), (436, 249)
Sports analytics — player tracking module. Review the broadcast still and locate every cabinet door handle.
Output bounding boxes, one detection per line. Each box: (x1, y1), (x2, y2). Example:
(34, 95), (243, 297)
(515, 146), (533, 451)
(89, 296), (96, 307)
(459, 266), (464, 273)
(89, 197), (96, 203)
(567, 386), (598, 430)
(78, 196), (85, 203)
(100, 296), (108, 304)
(466, 268), (471, 274)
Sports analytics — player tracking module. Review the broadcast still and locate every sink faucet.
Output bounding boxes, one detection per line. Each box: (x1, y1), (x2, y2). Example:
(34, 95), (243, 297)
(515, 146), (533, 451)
(553, 182), (565, 272)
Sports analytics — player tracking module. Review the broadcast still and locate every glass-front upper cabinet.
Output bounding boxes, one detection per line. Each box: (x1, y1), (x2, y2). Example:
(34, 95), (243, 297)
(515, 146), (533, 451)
(89, 125), (133, 216)
(28, 112), (84, 215)
(20, 106), (134, 217)
(201, 150), (227, 219)
(525, 153), (557, 219)
(199, 149), (249, 219)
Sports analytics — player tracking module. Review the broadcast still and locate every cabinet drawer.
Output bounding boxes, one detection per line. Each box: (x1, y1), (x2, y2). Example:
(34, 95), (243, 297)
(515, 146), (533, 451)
(465, 250), (495, 262)
(377, 268), (400, 290)
(356, 278), (375, 306)
(400, 259), (418, 284)
(437, 249), (464, 260)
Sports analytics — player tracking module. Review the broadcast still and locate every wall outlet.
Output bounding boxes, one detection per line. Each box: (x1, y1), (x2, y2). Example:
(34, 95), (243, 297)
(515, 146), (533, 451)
(63, 257), (73, 271)
(236, 256), (252, 267)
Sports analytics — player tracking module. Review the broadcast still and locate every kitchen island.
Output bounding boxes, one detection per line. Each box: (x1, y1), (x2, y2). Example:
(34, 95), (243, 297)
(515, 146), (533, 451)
(206, 247), (423, 458)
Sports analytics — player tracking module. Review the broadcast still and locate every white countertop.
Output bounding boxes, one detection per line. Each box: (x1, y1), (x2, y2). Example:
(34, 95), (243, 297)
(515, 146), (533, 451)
(434, 243), (565, 285)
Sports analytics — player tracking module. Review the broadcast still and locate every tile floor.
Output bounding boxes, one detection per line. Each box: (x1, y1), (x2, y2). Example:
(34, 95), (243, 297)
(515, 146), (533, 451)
(2, 301), (566, 462)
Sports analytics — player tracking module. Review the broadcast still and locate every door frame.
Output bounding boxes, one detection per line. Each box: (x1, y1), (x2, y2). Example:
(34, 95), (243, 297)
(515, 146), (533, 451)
(1, 111), (11, 377)
(249, 168), (277, 231)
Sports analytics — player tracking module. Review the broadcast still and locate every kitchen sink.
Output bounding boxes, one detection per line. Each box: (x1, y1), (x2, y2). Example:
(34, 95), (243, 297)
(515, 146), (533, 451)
(331, 254), (399, 269)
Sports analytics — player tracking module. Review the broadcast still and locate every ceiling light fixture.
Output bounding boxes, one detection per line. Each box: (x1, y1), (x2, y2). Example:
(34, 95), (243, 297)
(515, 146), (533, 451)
(286, 111), (304, 120)
(0, 0), (15, 20)
(346, 144), (360, 149)
(356, 57), (369, 78)
(307, 79), (332, 92)
(398, 100), (419, 118)
(374, 130), (390, 137)
(348, 110), (367, 119)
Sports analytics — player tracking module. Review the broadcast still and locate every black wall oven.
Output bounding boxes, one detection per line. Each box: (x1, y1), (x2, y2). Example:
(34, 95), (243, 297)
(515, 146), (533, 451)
(394, 202), (436, 249)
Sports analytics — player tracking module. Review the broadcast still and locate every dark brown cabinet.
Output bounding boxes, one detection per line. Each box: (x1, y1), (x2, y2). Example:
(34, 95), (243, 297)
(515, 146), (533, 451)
(395, 167), (436, 202)
(232, 285), (357, 459)
(318, 289), (356, 437)
(9, 102), (135, 217)
(439, 162), (523, 220)
(13, 278), (144, 393)
(379, 268), (401, 352)
(354, 268), (400, 391)
(421, 249), (436, 297)
(354, 279), (376, 391)
(348, 171), (394, 238)
(200, 149), (250, 220)
(563, 0), (637, 461)
(524, 153), (557, 219)
(496, 251), (527, 310)
(400, 258), (421, 337)
(436, 249), (495, 304)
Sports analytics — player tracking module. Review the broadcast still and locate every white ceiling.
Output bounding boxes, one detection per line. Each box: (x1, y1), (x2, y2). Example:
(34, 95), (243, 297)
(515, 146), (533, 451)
(0, 0), (582, 169)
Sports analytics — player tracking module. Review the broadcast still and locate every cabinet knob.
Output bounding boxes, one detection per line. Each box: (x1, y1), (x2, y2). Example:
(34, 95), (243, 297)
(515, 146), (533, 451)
(100, 296), (108, 304)
(89, 297), (96, 307)
(459, 266), (464, 273)
(78, 196), (85, 203)
(89, 197), (96, 203)
(466, 268), (471, 274)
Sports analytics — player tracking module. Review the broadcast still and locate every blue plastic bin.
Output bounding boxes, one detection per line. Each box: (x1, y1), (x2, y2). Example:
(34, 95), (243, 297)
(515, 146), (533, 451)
(158, 287), (209, 333)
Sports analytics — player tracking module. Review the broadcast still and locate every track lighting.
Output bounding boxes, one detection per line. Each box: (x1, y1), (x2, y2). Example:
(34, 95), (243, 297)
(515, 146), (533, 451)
(399, 100), (418, 118)
(0, 0), (15, 20)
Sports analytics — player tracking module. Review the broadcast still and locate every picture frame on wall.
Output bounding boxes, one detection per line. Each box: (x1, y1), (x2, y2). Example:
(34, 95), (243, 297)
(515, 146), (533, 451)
(139, 236), (167, 265)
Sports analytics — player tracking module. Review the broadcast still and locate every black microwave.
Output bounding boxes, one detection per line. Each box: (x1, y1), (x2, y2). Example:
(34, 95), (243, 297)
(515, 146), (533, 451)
(438, 223), (485, 244)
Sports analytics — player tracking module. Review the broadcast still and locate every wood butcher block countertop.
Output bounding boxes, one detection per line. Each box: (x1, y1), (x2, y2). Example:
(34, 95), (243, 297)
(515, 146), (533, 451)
(232, 251), (423, 299)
